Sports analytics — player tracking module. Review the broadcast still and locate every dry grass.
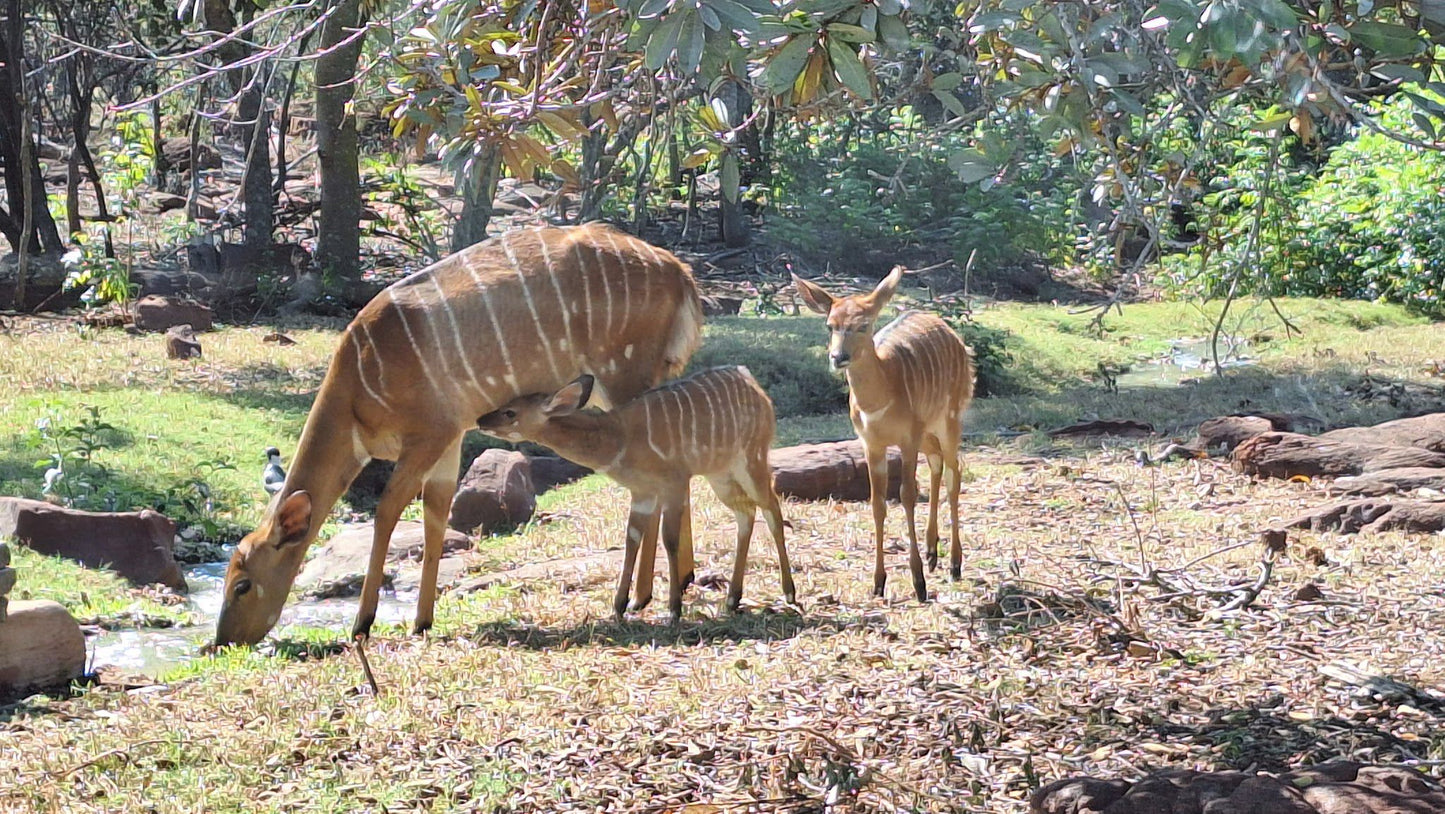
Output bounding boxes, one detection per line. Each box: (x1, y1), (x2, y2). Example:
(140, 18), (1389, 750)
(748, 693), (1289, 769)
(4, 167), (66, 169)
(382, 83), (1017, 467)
(4, 446), (1445, 812)
(2, 300), (1445, 811)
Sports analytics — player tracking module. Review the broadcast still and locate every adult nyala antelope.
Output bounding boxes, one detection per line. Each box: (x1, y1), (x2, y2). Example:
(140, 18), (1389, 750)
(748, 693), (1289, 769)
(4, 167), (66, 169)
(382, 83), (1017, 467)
(213, 223), (704, 647)
(793, 267), (974, 603)
(477, 366), (797, 623)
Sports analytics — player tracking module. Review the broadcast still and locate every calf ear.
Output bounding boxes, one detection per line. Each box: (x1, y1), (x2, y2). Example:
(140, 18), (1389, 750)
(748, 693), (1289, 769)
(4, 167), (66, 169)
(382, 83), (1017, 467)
(791, 274), (835, 315)
(545, 375), (594, 415)
(863, 266), (904, 313)
(275, 491), (312, 547)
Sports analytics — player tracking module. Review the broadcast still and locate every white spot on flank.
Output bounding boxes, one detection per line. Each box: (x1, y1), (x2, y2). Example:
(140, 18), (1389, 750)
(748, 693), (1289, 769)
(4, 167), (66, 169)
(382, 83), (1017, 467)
(624, 344), (634, 359)
(486, 376), (498, 387)
(266, 611), (280, 627)
(504, 374), (519, 390)
(628, 526), (643, 542)
(559, 339), (570, 352)
(634, 496), (659, 514)
(255, 584), (267, 599)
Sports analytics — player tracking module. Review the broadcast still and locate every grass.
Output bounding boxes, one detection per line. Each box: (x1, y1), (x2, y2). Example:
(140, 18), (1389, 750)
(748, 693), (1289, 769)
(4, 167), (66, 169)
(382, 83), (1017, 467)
(2, 295), (1445, 809)
(4, 541), (191, 628)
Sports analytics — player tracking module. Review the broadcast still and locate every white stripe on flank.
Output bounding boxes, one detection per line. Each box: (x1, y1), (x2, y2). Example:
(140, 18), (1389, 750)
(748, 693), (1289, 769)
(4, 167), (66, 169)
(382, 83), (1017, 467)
(643, 397), (667, 459)
(668, 389), (686, 462)
(350, 329), (394, 412)
(603, 231), (632, 336)
(503, 232), (562, 382)
(574, 241), (594, 343)
(388, 288), (445, 397)
(357, 320), (393, 404)
(637, 240), (656, 315)
(720, 375), (738, 450)
(680, 386), (699, 465)
(430, 275), (487, 400)
(537, 231), (576, 360)
(477, 286), (516, 396)
(700, 375), (719, 461)
(592, 243), (615, 341)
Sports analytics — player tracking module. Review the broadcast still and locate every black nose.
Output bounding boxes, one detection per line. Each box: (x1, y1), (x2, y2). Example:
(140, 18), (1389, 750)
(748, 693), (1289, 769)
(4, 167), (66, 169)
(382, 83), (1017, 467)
(830, 352), (850, 368)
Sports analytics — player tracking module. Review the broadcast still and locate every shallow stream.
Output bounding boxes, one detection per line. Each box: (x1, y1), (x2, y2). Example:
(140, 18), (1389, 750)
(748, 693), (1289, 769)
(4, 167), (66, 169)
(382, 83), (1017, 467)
(1112, 338), (1254, 389)
(89, 558), (417, 677)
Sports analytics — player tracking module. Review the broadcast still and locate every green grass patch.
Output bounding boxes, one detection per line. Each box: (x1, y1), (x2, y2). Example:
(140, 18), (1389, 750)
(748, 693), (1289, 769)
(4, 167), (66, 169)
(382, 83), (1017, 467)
(5, 542), (191, 628)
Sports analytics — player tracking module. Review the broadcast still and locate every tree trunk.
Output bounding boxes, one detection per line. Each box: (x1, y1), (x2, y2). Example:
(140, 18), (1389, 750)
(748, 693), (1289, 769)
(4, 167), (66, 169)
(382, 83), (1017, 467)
(238, 81), (273, 249)
(0, 3), (63, 258)
(315, 0), (364, 277)
(713, 80), (750, 248)
(451, 144), (501, 253)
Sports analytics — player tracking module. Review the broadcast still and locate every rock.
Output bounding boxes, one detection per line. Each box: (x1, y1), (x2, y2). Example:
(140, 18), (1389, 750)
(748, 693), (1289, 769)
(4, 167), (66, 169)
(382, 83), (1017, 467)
(133, 295), (214, 333)
(1048, 419), (1155, 439)
(527, 455), (592, 494)
(131, 268), (213, 299)
(145, 192), (187, 214)
(1030, 762), (1445, 814)
(0, 542), (10, 621)
(1281, 499), (1445, 535)
(262, 331), (297, 346)
(769, 440), (904, 502)
(700, 295), (744, 316)
(450, 550), (625, 596)
(449, 450), (536, 534)
(1194, 415), (1280, 452)
(165, 324), (202, 359)
(294, 520), (475, 598)
(0, 601), (87, 697)
(159, 137), (221, 175)
(1232, 432), (1445, 479)
(0, 498), (186, 591)
(1329, 467), (1445, 497)
(1320, 413), (1445, 453)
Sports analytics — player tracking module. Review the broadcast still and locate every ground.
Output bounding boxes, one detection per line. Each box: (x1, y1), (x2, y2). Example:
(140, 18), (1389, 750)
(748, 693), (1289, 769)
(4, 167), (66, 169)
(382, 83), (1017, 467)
(2, 295), (1445, 812)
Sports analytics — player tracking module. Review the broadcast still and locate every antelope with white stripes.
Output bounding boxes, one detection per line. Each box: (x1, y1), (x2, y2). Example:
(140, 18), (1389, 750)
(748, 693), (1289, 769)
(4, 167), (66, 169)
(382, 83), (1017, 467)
(477, 366), (796, 623)
(213, 223), (704, 647)
(793, 267), (974, 603)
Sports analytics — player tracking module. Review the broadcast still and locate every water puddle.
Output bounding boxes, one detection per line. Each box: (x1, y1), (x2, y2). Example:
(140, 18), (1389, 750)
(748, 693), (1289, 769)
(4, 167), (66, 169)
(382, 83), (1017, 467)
(89, 558), (418, 678)
(1113, 338), (1254, 389)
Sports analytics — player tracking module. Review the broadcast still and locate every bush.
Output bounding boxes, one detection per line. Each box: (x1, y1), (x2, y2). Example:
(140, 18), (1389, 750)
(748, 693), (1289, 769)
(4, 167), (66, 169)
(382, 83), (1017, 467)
(689, 316), (847, 418)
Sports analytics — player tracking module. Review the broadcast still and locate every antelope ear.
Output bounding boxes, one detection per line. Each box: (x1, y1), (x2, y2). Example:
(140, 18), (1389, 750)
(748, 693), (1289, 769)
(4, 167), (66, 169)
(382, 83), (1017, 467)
(863, 266), (905, 312)
(275, 491), (312, 547)
(792, 274), (835, 315)
(545, 375), (594, 415)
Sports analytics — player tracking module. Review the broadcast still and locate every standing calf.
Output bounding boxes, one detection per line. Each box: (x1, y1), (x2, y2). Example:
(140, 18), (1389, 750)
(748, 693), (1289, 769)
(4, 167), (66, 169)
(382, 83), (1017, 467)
(793, 267), (974, 602)
(477, 366), (796, 622)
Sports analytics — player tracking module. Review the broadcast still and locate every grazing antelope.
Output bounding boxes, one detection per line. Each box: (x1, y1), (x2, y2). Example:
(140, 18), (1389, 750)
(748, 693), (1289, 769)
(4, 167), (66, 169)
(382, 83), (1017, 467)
(477, 367), (797, 623)
(213, 223), (704, 647)
(792, 267), (974, 603)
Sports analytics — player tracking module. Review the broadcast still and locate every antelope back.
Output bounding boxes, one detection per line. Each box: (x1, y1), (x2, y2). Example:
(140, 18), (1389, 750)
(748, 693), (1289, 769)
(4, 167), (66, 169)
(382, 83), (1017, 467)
(340, 224), (702, 434)
(873, 312), (975, 422)
(621, 366), (774, 476)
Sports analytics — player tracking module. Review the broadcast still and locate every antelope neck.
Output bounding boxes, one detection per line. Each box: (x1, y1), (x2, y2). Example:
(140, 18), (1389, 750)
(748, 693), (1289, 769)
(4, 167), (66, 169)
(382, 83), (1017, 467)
(842, 343), (895, 414)
(535, 410), (628, 472)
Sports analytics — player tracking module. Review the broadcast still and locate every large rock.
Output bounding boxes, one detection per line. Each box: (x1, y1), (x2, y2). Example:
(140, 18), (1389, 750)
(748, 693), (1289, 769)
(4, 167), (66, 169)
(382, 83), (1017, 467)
(449, 450), (536, 534)
(1329, 467), (1445, 497)
(295, 521), (474, 598)
(1194, 415), (1293, 452)
(1282, 498), (1445, 535)
(0, 498), (185, 591)
(1032, 762), (1445, 813)
(1321, 413), (1445, 453)
(0, 600), (86, 697)
(1232, 432), (1445, 480)
(527, 455), (592, 494)
(165, 324), (202, 359)
(769, 440), (904, 501)
(0, 542), (12, 622)
(132, 295), (214, 332)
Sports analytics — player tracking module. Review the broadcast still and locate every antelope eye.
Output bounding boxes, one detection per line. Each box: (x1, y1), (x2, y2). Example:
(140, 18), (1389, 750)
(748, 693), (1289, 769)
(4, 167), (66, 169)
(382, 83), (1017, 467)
(502, 409), (517, 420)
(234, 578), (253, 597)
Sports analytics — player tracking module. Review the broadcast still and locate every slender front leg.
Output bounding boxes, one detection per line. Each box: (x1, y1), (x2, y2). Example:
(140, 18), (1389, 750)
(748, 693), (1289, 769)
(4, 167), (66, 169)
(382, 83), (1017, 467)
(946, 450), (963, 582)
(414, 437), (463, 635)
(633, 491), (695, 612)
(864, 444), (890, 599)
(727, 504), (755, 615)
(660, 489), (688, 624)
(925, 451), (943, 572)
(354, 447), (443, 640)
(898, 438), (927, 603)
(615, 496), (657, 621)
(677, 491), (696, 591)
(760, 490), (797, 607)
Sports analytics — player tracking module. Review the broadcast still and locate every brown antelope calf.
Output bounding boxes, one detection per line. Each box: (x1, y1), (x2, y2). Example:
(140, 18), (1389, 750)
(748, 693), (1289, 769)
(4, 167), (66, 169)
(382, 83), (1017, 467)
(213, 223), (703, 647)
(793, 267), (974, 602)
(477, 366), (797, 623)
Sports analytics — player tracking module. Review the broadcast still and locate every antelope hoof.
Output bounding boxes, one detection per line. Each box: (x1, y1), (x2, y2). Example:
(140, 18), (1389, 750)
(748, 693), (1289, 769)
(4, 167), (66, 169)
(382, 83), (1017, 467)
(613, 597), (630, 621)
(912, 575), (929, 604)
(872, 575), (886, 599)
(950, 564), (962, 582)
(726, 593), (742, 615)
(411, 619), (433, 637)
(927, 550), (940, 572)
(668, 602), (684, 626)
(681, 570), (696, 592)
(351, 613), (376, 642)
(627, 594), (653, 613)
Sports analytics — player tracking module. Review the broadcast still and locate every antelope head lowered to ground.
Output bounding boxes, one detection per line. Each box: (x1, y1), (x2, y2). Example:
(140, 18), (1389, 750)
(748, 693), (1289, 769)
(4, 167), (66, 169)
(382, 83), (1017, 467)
(792, 266), (975, 603)
(477, 366), (796, 623)
(213, 223), (704, 648)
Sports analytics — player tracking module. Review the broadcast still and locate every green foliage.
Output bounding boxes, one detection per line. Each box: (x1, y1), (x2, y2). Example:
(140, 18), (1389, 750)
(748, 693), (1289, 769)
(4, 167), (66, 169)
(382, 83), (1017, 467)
(7, 542), (192, 628)
(948, 320), (1015, 398)
(689, 316), (847, 418)
(62, 229), (136, 307)
(766, 111), (1050, 268)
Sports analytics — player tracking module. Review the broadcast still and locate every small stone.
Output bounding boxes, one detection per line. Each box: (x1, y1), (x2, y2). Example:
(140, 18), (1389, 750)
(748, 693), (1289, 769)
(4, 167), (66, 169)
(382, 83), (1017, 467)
(0, 542), (9, 568)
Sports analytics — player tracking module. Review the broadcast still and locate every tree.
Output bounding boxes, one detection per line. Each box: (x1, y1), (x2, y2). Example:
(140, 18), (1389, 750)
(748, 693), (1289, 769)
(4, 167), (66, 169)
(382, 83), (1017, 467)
(315, 0), (368, 278)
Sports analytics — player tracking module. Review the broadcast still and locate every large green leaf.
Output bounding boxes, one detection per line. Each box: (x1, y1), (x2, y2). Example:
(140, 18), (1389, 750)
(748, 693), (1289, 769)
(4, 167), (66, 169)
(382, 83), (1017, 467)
(761, 34), (814, 94)
(704, 0), (762, 33)
(677, 11), (706, 74)
(827, 37), (873, 99)
(877, 13), (908, 49)
(645, 13), (685, 70)
(1348, 21), (1424, 57)
(948, 148), (995, 184)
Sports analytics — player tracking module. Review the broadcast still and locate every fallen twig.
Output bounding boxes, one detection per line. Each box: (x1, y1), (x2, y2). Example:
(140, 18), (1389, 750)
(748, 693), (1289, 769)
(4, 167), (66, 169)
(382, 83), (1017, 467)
(355, 637), (381, 696)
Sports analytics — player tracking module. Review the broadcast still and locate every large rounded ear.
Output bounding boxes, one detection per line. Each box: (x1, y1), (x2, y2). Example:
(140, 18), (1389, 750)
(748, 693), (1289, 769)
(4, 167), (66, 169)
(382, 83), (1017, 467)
(792, 274), (835, 315)
(863, 266), (905, 312)
(275, 490), (312, 547)
(545, 375), (594, 415)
